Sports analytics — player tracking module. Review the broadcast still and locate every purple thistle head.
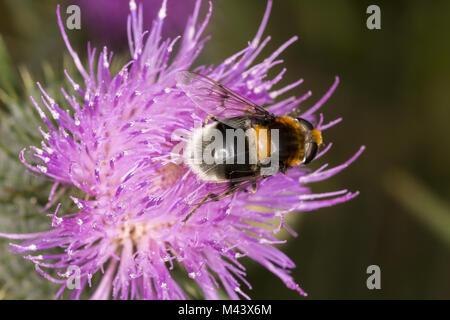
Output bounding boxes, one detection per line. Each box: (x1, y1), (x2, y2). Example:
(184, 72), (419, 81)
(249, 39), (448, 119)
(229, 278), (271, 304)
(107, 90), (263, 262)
(76, 0), (196, 49)
(0, 0), (364, 299)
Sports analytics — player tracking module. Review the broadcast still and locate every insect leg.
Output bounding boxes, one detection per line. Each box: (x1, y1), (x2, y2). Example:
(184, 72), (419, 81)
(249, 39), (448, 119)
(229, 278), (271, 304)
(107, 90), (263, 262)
(237, 180), (258, 194)
(251, 181), (257, 194)
(183, 193), (215, 223)
(204, 114), (217, 125)
(183, 186), (236, 223)
(280, 163), (288, 175)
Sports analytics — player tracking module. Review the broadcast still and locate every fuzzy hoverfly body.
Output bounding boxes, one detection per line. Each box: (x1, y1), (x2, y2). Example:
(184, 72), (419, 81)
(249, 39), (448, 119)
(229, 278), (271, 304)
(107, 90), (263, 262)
(176, 71), (323, 222)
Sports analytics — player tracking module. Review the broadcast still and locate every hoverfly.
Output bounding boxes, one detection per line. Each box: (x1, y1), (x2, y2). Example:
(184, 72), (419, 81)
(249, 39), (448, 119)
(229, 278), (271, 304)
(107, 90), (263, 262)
(176, 71), (323, 222)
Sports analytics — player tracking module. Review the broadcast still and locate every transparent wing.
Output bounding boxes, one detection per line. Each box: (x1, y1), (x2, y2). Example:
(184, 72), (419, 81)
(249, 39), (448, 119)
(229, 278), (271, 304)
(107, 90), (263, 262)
(176, 71), (273, 125)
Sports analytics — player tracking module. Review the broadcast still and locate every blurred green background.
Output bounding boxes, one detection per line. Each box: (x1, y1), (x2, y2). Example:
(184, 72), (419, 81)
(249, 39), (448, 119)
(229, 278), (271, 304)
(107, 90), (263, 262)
(0, 0), (449, 299)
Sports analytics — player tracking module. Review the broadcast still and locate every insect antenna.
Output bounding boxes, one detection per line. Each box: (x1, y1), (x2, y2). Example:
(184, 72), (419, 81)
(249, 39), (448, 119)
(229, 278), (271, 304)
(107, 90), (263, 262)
(287, 106), (303, 118)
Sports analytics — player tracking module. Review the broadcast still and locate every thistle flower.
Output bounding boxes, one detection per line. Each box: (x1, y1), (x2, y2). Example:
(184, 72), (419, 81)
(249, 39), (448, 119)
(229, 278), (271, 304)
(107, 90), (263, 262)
(76, 0), (196, 48)
(0, 0), (364, 299)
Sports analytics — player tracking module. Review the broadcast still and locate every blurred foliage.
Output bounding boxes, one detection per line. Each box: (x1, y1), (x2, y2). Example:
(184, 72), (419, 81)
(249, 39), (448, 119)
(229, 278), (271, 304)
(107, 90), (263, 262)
(0, 0), (449, 299)
(0, 43), (56, 298)
(0, 23), (84, 298)
(383, 169), (450, 247)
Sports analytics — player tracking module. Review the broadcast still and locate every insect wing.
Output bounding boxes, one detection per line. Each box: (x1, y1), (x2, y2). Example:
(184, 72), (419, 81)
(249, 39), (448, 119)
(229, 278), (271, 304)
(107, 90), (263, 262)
(176, 71), (272, 124)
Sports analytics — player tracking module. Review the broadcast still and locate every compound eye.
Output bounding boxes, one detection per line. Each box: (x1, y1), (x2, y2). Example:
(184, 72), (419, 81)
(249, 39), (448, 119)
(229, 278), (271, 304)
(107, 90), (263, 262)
(303, 142), (318, 164)
(297, 118), (314, 131)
